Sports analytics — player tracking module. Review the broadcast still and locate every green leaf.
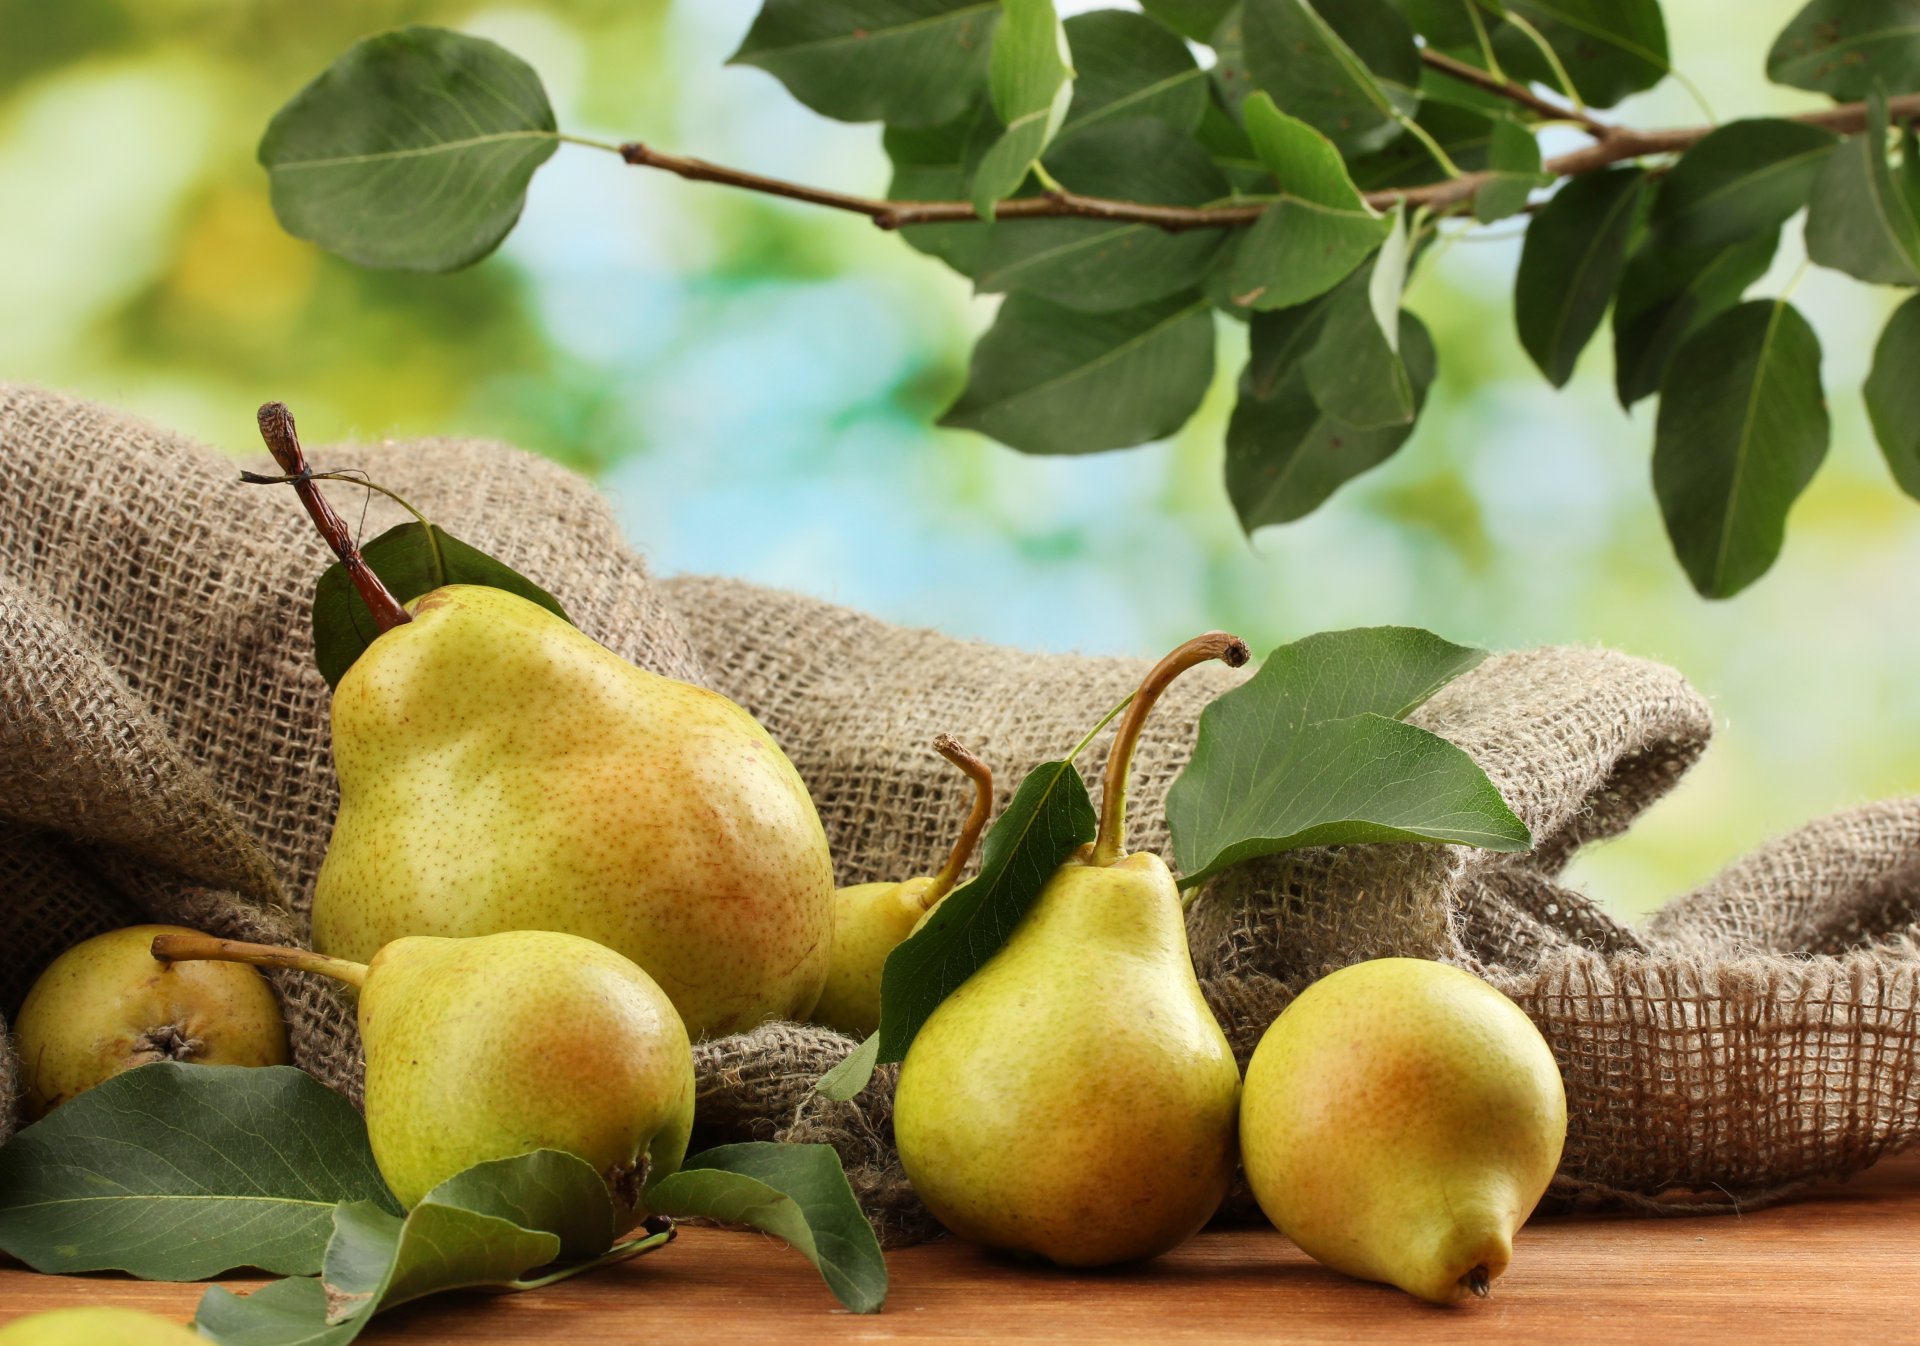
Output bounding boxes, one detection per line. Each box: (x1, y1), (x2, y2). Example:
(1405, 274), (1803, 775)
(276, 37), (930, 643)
(1495, 0), (1670, 108)
(1242, 0), (1420, 156)
(1302, 211), (1413, 429)
(976, 121), (1230, 311)
(1768, 0), (1920, 99)
(1227, 306), (1437, 530)
(940, 292), (1216, 453)
(1515, 166), (1646, 386)
(972, 0), (1075, 215)
(258, 27), (558, 273)
(1613, 229), (1780, 407)
(1167, 627), (1528, 887)
(1864, 293), (1920, 499)
(1208, 5), (1255, 119)
(885, 105), (998, 276)
(1347, 101), (1495, 191)
(875, 760), (1096, 1061)
(1474, 115), (1548, 223)
(1226, 93), (1390, 311)
(0, 1064), (395, 1279)
(195, 1277), (357, 1346)
(1389, 0), (1494, 48)
(729, 0), (998, 128)
(1805, 90), (1920, 285)
(1649, 119), (1838, 250)
(312, 520), (570, 691)
(1140, 0), (1239, 42)
(1056, 10), (1208, 142)
(649, 1144), (887, 1314)
(1653, 299), (1831, 599)
(814, 1032), (882, 1103)
(1195, 95), (1274, 195)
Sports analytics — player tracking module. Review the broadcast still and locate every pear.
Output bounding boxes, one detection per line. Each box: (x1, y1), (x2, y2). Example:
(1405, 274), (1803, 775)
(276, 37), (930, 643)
(13, 925), (288, 1120)
(0, 1308), (206, 1345)
(255, 404), (834, 1038)
(1239, 958), (1567, 1304)
(813, 735), (992, 1038)
(893, 634), (1249, 1267)
(153, 929), (694, 1212)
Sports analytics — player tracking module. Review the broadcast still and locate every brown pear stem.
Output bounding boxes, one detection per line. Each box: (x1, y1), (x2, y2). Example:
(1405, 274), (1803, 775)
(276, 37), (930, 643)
(151, 933), (370, 990)
(253, 401), (410, 633)
(1090, 632), (1251, 869)
(925, 734), (994, 903)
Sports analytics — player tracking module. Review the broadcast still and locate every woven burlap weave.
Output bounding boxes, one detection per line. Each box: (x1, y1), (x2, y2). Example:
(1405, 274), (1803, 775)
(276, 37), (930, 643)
(4, 384), (1917, 1245)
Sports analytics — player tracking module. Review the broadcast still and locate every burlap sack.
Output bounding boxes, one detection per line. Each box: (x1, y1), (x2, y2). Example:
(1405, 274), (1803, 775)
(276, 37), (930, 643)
(5, 382), (1918, 1238)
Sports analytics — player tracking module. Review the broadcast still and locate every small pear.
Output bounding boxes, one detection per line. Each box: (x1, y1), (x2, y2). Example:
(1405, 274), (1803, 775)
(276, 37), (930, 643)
(893, 634), (1249, 1267)
(153, 929), (694, 1212)
(1239, 958), (1567, 1304)
(14, 925), (289, 1120)
(813, 735), (993, 1038)
(0, 1308), (205, 1345)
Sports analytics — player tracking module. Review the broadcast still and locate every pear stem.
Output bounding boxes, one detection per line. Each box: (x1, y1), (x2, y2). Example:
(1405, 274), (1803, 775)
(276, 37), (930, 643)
(151, 933), (370, 991)
(925, 735), (994, 903)
(1090, 632), (1251, 868)
(252, 402), (410, 633)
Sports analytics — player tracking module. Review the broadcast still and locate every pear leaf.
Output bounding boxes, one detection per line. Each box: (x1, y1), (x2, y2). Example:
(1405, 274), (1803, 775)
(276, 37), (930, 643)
(1166, 628), (1530, 888)
(647, 1143), (888, 1314)
(195, 1150), (672, 1345)
(0, 1063), (395, 1280)
(1866, 293), (1920, 500)
(971, 0), (1075, 216)
(815, 1032), (882, 1103)
(312, 520), (570, 690)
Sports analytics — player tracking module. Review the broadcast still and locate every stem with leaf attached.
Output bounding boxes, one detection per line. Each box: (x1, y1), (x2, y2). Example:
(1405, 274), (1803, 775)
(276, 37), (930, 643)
(152, 933), (370, 991)
(1091, 632), (1250, 869)
(925, 735), (994, 904)
(251, 401), (410, 634)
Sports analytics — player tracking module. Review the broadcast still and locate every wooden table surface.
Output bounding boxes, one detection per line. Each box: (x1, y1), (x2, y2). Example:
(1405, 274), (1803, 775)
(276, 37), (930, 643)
(5, 1154), (1918, 1342)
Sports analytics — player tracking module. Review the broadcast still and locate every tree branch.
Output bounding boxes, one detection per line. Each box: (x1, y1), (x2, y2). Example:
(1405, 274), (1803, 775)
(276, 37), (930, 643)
(1417, 48), (1615, 139)
(618, 90), (1920, 235)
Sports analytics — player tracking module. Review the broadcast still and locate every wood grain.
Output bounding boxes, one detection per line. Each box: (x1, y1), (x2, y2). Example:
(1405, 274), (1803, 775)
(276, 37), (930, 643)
(5, 1155), (1917, 1343)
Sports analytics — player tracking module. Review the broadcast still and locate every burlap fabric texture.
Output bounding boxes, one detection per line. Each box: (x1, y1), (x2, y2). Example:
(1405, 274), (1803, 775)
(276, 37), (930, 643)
(5, 383), (1919, 1245)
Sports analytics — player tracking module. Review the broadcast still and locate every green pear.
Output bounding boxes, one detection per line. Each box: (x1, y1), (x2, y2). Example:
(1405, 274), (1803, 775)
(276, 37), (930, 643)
(13, 925), (288, 1120)
(153, 929), (694, 1212)
(254, 403), (834, 1039)
(0, 1308), (206, 1344)
(893, 634), (1249, 1267)
(1239, 958), (1567, 1304)
(812, 736), (992, 1038)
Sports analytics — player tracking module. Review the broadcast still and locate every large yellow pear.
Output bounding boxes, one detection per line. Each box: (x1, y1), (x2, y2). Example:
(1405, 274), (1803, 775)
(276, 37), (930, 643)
(14, 925), (288, 1119)
(0, 1308), (205, 1344)
(310, 585), (834, 1038)
(1239, 958), (1567, 1304)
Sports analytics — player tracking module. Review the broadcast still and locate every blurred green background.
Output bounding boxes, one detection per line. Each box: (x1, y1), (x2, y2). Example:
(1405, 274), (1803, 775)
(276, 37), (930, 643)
(4, 0), (1915, 917)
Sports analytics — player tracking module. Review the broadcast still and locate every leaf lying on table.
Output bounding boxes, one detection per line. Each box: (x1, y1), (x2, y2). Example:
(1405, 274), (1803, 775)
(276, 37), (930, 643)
(0, 1063), (396, 1279)
(194, 1150), (672, 1346)
(649, 1142), (888, 1314)
(1166, 627), (1531, 888)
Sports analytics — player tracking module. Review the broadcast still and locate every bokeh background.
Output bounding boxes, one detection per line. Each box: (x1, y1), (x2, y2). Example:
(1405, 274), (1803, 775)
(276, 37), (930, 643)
(4, 0), (1915, 917)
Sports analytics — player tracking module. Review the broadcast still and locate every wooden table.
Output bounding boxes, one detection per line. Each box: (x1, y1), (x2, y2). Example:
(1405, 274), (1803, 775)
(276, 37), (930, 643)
(5, 1155), (1917, 1342)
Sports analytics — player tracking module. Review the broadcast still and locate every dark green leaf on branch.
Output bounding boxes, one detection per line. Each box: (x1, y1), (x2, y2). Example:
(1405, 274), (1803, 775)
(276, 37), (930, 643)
(1474, 115), (1548, 223)
(885, 106), (998, 275)
(258, 26), (558, 272)
(1208, 5), (1255, 118)
(1196, 96), (1274, 195)
(1494, 0), (1670, 108)
(1865, 293), (1920, 498)
(313, 520), (570, 690)
(1141, 0), (1240, 41)
(977, 121), (1229, 311)
(1767, 0), (1920, 99)
(1167, 628), (1528, 888)
(1653, 299), (1830, 599)
(1226, 93), (1390, 310)
(1613, 228), (1779, 407)
(1515, 166), (1646, 386)
(649, 1144), (887, 1314)
(1805, 90), (1920, 284)
(1302, 211), (1415, 428)
(1242, 0), (1420, 156)
(941, 292), (1216, 452)
(1347, 102), (1495, 191)
(1388, 0), (1497, 49)
(1649, 119), (1837, 249)
(1056, 10), (1208, 142)
(0, 1064), (395, 1279)
(972, 0), (1075, 215)
(730, 0), (997, 127)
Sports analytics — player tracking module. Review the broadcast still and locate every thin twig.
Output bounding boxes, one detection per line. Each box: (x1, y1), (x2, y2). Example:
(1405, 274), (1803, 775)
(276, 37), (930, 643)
(1418, 48), (1615, 139)
(616, 91), (1920, 235)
